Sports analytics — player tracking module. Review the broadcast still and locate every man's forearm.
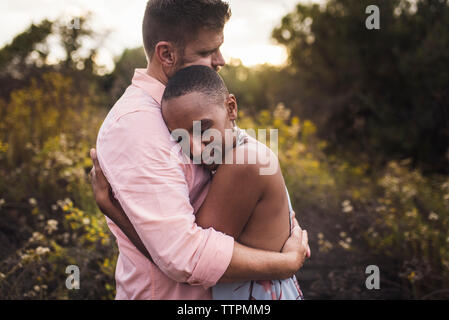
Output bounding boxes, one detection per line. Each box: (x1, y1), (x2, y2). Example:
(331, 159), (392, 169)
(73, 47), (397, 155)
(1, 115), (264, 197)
(100, 199), (295, 282)
(98, 199), (301, 283)
(219, 242), (296, 283)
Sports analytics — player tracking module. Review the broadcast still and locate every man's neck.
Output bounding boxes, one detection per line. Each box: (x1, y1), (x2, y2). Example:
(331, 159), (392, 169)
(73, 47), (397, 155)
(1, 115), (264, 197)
(146, 63), (169, 86)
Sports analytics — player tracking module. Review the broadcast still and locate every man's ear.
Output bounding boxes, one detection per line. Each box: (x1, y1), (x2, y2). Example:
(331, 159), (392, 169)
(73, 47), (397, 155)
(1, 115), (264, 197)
(154, 41), (177, 68)
(225, 94), (238, 121)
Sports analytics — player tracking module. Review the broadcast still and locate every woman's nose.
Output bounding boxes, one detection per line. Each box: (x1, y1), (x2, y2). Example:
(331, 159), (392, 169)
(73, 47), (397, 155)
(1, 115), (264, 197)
(191, 140), (206, 159)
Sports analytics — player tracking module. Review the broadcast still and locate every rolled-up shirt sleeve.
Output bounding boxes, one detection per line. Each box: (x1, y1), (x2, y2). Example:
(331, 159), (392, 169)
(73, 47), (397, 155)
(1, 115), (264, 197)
(97, 109), (234, 288)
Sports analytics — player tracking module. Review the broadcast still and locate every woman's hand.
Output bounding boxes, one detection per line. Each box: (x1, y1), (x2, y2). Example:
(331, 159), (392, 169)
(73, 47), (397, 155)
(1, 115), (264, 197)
(281, 217), (310, 275)
(290, 211), (311, 258)
(89, 148), (114, 211)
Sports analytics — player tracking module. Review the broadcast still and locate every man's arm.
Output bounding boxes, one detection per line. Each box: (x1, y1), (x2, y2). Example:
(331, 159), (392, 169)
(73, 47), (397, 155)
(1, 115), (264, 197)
(89, 152), (153, 262)
(90, 147), (309, 283)
(220, 222), (308, 282)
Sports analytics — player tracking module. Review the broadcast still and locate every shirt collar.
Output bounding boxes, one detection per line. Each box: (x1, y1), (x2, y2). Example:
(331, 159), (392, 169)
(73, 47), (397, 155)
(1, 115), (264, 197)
(131, 68), (166, 106)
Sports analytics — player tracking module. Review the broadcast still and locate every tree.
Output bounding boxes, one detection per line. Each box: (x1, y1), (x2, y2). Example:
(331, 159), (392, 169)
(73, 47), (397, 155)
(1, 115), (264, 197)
(272, 0), (449, 174)
(104, 47), (147, 104)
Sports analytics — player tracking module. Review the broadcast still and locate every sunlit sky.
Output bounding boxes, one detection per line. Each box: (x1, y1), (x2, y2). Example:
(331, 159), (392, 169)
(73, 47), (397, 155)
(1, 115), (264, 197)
(0, 0), (321, 70)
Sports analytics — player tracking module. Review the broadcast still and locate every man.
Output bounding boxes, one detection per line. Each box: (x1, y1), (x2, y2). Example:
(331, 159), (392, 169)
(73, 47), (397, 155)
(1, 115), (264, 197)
(90, 0), (309, 300)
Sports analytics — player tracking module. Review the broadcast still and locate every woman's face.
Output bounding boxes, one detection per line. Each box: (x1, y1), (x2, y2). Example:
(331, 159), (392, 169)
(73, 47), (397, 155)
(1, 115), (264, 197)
(161, 91), (238, 171)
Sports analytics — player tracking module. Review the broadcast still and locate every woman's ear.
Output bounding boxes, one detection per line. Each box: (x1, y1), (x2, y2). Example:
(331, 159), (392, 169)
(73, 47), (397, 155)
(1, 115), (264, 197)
(154, 41), (177, 68)
(225, 94), (238, 121)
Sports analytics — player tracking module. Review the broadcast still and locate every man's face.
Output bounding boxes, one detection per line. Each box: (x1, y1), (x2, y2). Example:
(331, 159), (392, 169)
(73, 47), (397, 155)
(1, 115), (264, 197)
(177, 28), (226, 72)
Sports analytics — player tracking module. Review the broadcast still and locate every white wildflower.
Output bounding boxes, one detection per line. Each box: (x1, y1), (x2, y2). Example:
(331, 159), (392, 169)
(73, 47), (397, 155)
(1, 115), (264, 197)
(62, 232), (70, 244)
(28, 198), (37, 206)
(342, 200), (354, 213)
(35, 246), (50, 255)
(26, 291), (36, 297)
(29, 232), (44, 242)
(428, 212), (439, 221)
(20, 253), (32, 262)
(338, 240), (351, 250)
(406, 210), (418, 218)
(45, 219), (58, 234)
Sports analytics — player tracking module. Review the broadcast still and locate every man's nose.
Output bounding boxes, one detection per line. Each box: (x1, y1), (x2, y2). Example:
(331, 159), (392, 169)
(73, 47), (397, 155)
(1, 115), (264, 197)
(212, 50), (226, 70)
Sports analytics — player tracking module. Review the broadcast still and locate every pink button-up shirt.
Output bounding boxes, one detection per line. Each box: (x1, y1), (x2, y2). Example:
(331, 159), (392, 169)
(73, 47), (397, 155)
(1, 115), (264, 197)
(96, 68), (234, 300)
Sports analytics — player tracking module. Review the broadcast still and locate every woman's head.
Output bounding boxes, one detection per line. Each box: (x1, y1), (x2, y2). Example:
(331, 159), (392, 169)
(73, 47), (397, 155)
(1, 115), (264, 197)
(161, 65), (238, 170)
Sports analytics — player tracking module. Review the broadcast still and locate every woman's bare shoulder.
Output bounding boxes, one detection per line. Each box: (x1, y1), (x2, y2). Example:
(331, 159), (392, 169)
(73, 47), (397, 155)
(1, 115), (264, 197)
(222, 135), (280, 177)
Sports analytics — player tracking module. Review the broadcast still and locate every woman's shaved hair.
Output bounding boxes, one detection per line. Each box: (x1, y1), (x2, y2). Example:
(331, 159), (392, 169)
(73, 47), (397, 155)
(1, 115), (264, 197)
(162, 65), (229, 106)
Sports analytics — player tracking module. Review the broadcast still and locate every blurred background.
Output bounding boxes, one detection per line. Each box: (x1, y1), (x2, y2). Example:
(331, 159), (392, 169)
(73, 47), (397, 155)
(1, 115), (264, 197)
(0, 0), (448, 299)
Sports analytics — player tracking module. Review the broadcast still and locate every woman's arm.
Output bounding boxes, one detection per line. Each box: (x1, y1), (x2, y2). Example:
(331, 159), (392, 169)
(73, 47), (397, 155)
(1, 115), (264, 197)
(195, 161), (266, 239)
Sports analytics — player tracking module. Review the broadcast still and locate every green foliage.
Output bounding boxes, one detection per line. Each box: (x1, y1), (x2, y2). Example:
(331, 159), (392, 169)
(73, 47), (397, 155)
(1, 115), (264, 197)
(0, 72), (115, 299)
(105, 47), (147, 103)
(239, 105), (449, 299)
(220, 59), (290, 115)
(269, 0), (449, 173)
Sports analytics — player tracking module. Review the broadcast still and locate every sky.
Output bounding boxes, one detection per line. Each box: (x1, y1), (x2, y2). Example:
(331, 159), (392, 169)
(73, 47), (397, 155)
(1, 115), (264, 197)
(0, 0), (320, 70)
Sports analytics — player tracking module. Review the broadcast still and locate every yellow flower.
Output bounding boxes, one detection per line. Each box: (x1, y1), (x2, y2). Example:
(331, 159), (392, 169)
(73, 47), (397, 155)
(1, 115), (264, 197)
(408, 271), (416, 282)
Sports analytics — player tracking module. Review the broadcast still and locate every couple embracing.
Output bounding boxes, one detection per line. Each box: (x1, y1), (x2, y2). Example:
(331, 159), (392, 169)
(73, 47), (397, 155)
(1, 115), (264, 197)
(89, 0), (311, 300)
